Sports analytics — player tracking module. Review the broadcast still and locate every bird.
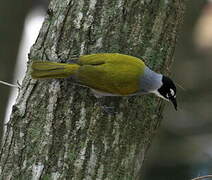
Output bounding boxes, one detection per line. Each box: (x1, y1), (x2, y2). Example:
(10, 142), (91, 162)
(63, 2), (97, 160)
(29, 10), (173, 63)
(31, 53), (177, 110)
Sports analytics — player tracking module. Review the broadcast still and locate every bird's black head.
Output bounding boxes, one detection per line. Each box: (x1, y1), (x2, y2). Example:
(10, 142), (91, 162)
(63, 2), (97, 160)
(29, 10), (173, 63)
(158, 76), (177, 110)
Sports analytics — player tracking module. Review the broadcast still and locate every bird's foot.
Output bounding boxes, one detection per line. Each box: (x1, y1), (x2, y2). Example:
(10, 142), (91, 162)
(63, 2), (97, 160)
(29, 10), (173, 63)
(101, 105), (117, 114)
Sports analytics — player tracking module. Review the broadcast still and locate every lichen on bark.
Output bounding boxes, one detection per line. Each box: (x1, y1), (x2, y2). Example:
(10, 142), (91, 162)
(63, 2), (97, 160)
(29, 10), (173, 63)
(0, 0), (186, 179)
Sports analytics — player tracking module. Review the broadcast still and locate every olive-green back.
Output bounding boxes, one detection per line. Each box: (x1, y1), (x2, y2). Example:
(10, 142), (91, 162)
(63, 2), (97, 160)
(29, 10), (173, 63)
(77, 53), (146, 95)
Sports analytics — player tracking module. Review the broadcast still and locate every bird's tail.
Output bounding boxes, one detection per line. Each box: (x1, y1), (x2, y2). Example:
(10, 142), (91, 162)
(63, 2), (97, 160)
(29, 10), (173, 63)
(31, 61), (80, 79)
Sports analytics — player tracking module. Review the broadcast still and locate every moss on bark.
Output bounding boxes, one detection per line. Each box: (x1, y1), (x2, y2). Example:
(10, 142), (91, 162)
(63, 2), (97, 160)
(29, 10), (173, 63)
(0, 0), (186, 179)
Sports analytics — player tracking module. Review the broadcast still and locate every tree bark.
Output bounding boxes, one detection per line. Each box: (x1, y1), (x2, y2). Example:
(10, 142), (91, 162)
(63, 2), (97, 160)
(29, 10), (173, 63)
(0, 0), (186, 179)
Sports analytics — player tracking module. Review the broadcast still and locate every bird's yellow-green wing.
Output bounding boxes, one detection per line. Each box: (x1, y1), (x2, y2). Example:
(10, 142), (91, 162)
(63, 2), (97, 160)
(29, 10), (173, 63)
(79, 53), (145, 66)
(77, 53), (146, 95)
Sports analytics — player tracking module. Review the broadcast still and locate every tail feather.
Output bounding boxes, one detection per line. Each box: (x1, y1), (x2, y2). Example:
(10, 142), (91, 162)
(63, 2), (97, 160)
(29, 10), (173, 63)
(31, 61), (79, 79)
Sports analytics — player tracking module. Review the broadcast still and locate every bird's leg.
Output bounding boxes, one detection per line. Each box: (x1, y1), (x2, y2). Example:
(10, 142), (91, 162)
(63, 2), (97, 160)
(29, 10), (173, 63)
(91, 89), (117, 114)
(101, 104), (117, 114)
(94, 95), (118, 115)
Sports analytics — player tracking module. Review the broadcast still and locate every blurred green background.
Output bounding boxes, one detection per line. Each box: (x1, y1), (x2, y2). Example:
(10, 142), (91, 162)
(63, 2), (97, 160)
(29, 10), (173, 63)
(144, 1), (212, 179)
(1, 0), (212, 179)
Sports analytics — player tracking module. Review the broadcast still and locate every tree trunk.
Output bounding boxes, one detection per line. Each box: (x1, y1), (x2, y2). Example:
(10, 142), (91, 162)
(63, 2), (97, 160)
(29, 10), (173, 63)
(0, 0), (186, 179)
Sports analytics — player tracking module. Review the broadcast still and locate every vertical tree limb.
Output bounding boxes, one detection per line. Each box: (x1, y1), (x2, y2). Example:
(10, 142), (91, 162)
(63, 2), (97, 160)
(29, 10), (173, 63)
(0, 0), (186, 179)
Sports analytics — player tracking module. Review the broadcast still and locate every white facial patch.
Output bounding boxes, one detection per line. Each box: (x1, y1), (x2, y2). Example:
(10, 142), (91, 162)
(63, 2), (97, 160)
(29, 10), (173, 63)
(170, 89), (175, 96)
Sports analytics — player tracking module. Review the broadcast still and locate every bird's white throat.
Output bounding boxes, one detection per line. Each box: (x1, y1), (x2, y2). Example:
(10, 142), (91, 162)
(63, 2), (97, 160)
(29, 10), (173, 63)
(150, 89), (169, 101)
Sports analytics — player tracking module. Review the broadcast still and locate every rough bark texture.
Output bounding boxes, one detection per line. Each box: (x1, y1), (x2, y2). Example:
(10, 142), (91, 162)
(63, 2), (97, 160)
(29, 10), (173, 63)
(0, 0), (186, 179)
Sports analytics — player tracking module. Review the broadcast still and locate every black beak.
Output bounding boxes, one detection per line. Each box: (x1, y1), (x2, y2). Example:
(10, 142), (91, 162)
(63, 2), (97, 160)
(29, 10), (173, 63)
(170, 98), (177, 111)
